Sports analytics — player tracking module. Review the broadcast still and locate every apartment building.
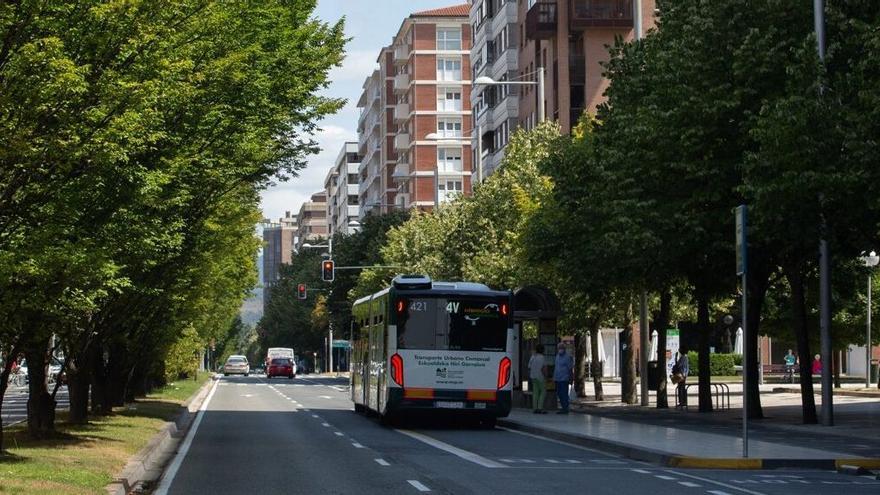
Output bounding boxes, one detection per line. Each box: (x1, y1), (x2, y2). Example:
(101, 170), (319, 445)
(518, 0), (655, 133)
(295, 191), (329, 252)
(325, 142), (361, 235)
(470, 0), (520, 179)
(357, 4), (473, 214)
(262, 212), (297, 311)
(357, 69), (385, 216)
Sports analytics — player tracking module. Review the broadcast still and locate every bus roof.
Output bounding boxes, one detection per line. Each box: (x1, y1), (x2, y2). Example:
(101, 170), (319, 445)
(353, 277), (508, 307)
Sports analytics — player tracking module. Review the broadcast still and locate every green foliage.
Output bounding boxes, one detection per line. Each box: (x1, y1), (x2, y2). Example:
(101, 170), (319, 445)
(686, 352), (737, 377)
(164, 327), (203, 382)
(0, 0), (347, 438)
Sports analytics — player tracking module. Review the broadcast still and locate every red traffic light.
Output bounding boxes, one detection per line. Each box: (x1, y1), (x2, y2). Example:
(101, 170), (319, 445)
(321, 259), (335, 282)
(297, 283), (307, 300)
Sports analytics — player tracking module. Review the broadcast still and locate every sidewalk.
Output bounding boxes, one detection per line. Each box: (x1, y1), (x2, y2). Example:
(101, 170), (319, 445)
(499, 381), (880, 470)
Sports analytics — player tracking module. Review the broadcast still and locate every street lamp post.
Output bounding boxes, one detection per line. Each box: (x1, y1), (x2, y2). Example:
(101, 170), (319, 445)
(862, 251), (879, 387)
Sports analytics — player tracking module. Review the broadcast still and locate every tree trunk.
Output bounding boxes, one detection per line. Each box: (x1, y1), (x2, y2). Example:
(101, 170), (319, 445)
(621, 300), (637, 404)
(589, 321), (604, 401)
(697, 292), (713, 412)
(654, 289), (671, 408)
(786, 267), (818, 424)
(90, 343), (111, 415)
(107, 343), (128, 407)
(574, 332), (587, 398)
(25, 341), (55, 439)
(745, 257), (770, 419)
(66, 352), (91, 424)
(0, 345), (20, 454)
(833, 351), (841, 389)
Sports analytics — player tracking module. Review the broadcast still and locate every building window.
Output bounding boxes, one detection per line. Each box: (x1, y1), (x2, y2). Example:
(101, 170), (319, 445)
(438, 180), (464, 203)
(437, 58), (462, 81)
(437, 118), (462, 138)
(437, 88), (462, 111)
(437, 148), (463, 173)
(437, 28), (462, 50)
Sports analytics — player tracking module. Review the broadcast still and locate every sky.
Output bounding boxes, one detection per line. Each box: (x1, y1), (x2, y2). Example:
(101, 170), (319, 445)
(258, 0), (469, 221)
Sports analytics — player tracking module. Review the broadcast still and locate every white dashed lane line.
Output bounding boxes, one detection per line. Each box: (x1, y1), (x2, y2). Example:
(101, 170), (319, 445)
(679, 481), (702, 488)
(407, 480), (431, 492)
(375, 458), (390, 466)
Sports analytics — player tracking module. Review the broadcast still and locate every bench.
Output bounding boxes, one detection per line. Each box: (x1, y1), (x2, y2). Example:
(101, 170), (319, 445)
(733, 364), (798, 376)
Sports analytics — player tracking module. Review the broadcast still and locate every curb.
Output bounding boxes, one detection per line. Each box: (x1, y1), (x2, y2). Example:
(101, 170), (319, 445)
(105, 377), (216, 495)
(497, 418), (880, 471)
(771, 387), (880, 398)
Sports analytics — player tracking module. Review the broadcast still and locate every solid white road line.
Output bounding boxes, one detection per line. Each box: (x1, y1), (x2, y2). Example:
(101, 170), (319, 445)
(407, 480), (431, 492)
(396, 429), (508, 469)
(498, 426), (629, 460)
(667, 471), (768, 495)
(153, 378), (220, 495)
(375, 458), (390, 466)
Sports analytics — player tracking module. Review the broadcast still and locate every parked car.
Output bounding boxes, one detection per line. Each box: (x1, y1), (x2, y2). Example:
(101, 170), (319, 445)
(266, 357), (295, 379)
(223, 355), (250, 376)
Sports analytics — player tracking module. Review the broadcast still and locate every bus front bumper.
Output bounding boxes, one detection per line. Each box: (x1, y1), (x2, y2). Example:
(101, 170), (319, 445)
(388, 388), (512, 417)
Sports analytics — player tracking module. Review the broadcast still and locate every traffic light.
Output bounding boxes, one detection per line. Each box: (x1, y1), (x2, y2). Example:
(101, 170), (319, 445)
(297, 283), (307, 300)
(321, 259), (335, 282)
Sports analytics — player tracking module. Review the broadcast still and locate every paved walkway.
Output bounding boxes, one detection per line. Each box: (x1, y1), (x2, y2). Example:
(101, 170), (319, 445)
(500, 380), (880, 469)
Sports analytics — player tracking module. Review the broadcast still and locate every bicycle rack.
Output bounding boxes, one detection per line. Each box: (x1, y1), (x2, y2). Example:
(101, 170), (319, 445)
(676, 382), (731, 410)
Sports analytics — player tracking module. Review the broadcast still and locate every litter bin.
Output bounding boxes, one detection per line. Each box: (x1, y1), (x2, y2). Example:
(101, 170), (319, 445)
(871, 361), (879, 384)
(648, 361), (662, 391)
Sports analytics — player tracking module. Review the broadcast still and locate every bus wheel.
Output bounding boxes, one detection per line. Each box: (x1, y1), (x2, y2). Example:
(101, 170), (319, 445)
(379, 412), (396, 427)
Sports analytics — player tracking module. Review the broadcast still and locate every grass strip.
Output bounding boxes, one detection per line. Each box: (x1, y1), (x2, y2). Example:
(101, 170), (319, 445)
(0, 372), (211, 495)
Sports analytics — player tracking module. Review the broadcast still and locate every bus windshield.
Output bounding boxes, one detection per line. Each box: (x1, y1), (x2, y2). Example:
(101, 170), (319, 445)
(397, 297), (509, 352)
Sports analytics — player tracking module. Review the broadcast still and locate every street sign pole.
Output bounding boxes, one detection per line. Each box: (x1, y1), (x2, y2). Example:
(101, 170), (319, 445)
(736, 205), (748, 458)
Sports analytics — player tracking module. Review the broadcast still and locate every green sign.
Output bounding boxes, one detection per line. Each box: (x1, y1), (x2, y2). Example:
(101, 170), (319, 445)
(331, 339), (350, 349)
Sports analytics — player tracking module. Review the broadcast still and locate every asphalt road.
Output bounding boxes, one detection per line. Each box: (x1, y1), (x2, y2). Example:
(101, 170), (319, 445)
(155, 375), (880, 495)
(1, 385), (69, 427)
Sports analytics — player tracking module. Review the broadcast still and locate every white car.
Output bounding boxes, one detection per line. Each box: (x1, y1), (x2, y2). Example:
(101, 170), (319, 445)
(223, 356), (250, 376)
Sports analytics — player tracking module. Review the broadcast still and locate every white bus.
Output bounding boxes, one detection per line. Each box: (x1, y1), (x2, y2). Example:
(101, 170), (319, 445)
(351, 275), (513, 427)
(266, 347), (296, 374)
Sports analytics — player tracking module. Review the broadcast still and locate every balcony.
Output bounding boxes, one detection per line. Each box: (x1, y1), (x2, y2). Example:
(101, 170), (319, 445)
(525, 1), (557, 40)
(393, 73), (410, 93)
(392, 162), (409, 182)
(393, 103), (410, 122)
(393, 45), (410, 64)
(569, 0), (633, 29)
(394, 133), (410, 151)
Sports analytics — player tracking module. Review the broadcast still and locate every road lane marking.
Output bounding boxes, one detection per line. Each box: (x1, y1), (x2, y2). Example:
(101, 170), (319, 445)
(666, 471), (768, 495)
(352, 442), (365, 448)
(407, 480), (431, 492)
(397, 429), (508, 469)
(153, 378), (220, 495)
(334, 432), (344, 436)
(632, 469), (651, 474)
(678, 481), (701, 488)
(707, 491), (733, 495)
(312, 414), (320, 418)
(656, 475), (677, 480)
(375, 458), (390, 466)
(497, 427), (629, 461)
(322, 422), (330, 427)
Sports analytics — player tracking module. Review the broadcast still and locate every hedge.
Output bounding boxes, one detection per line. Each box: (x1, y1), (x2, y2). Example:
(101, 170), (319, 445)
(684, 352), (738, 376)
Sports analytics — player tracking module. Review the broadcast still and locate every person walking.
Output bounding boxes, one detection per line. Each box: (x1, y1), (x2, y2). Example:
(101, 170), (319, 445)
(784, 349), (797, 383)
(528, 345), (548, 414)
(674, 347), (690, 409)
(554, 343), (574, 414)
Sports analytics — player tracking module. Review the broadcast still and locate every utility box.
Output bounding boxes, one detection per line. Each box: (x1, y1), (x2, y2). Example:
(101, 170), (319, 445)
(648, 361), (663, 390)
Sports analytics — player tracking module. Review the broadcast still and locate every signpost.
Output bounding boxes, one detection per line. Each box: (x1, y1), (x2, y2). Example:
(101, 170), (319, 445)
(736, 205), (748, 458)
